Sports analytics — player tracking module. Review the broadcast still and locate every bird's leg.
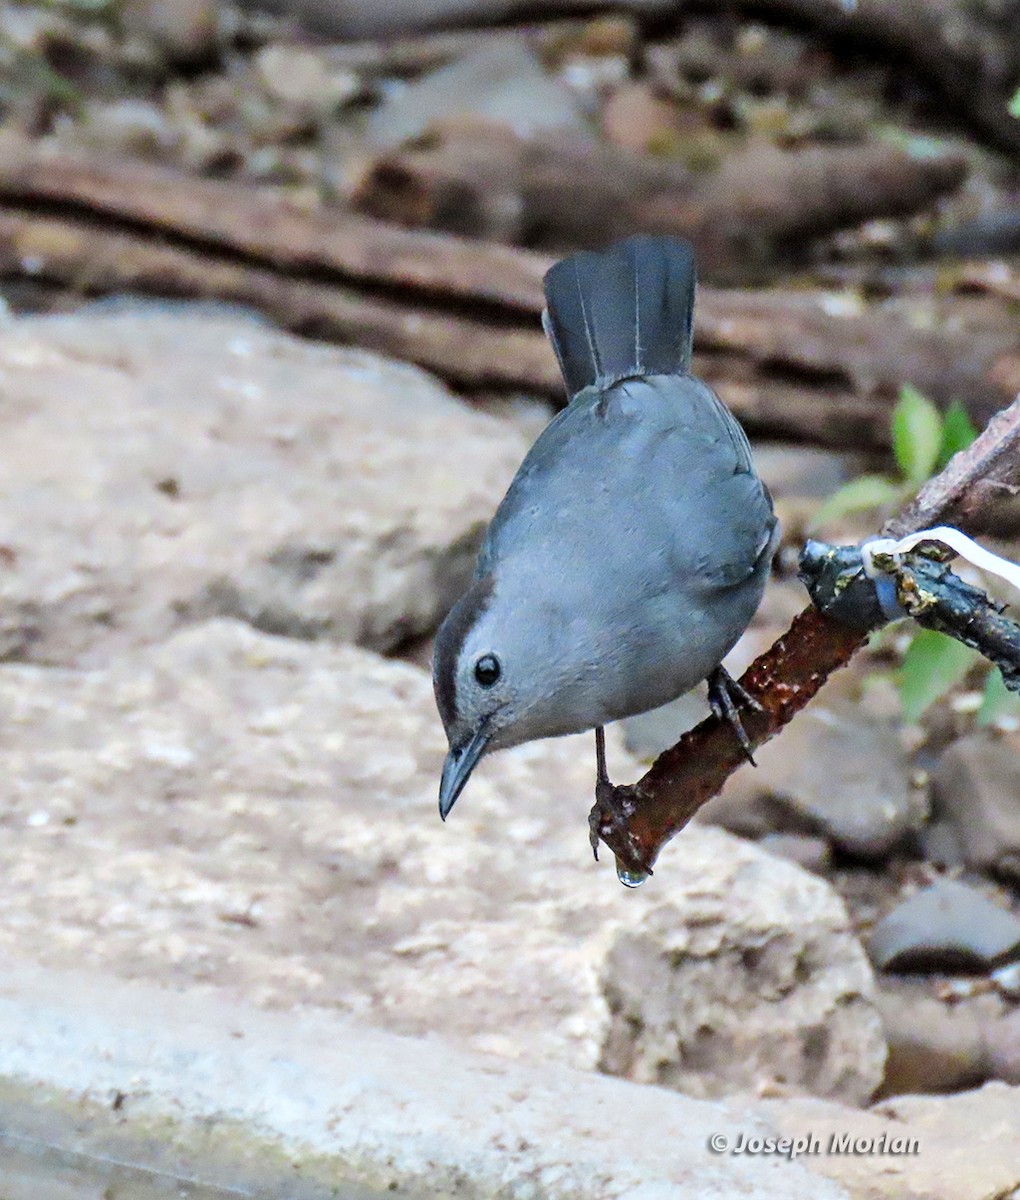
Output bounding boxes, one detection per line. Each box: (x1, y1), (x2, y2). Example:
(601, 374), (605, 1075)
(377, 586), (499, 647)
(589, 727), (614, 858)
(707, 665), (762, 765)
(594, 724), (610, 788)
(580, 724), (628, 859)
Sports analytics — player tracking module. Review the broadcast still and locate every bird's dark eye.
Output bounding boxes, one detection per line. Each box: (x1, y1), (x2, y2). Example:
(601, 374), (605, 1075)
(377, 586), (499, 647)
(474, 654), (501, 687)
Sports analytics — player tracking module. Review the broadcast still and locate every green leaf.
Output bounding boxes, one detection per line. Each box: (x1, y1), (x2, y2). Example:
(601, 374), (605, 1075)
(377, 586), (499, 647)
(898, 629), (978, 723)
(892, 384), (944, 486)
(810, 474), (905, 528)
(976, 668), (1020, 727)
(1010, 88), (1020, 120)
(937, 400), (978, 468)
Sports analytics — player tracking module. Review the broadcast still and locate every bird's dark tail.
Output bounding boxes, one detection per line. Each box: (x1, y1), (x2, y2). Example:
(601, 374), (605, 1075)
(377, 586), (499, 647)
(542, 235), (696, 397)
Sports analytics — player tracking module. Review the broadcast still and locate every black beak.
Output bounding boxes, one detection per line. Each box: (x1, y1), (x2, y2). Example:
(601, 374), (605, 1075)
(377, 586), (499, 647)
(439, 724), (490, 820)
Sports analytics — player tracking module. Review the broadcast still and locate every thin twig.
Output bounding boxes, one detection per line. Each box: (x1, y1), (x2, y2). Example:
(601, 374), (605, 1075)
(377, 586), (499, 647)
(889, 553), (1020, 691)
(800, 538), (1020, 688)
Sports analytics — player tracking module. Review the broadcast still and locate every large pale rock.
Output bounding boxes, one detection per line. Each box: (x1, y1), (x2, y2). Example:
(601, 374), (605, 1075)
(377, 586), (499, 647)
(0, 960), (851, 1200)
(0, 309), (528, 664)
(986, 1008), (1020, 1084)
(597, 854), (882, 1101)
(0, 619), (884, 1103)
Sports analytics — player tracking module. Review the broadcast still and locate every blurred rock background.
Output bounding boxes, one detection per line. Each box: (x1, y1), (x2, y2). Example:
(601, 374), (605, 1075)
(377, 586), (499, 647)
(1, 1), (1020, 1196)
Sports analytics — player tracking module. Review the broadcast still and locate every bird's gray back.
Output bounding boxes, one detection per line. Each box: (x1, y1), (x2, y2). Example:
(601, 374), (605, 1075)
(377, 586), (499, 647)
(479, 375), (773, 590)
(474, 374), (776, 728)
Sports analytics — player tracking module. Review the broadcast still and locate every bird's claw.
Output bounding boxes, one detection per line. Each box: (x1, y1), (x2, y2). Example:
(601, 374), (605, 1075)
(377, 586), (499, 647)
(708, 665), (761, 765)
(589, 774), (625, 860)
(588, 775), (650, 881)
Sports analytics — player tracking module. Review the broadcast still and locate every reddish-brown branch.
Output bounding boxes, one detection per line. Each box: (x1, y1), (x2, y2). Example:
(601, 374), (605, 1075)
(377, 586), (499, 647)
(594, 394), (1020, 879)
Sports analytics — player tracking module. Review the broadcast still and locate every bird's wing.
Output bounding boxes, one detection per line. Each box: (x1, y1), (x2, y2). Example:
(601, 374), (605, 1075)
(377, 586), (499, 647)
(478, 374), (776, 598)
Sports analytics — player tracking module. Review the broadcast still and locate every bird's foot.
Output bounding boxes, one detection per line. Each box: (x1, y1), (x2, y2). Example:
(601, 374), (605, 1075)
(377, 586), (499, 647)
(589, 773), (632, 860)
(708, 665), (762, 766)
(590, 727), (652, 885)
(589, 776), (651, 885)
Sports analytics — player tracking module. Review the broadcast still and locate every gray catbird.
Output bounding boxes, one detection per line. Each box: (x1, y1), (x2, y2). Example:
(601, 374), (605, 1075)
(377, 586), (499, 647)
(433, 235), (779, 819)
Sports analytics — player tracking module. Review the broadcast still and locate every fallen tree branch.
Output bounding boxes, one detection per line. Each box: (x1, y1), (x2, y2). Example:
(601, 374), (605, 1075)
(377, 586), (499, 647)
(353, 120), (967, 273)
(3, 204), (1009, 443)
(0, 210), (557, 391)
(0, 139), (1015, 440)
(0, 133), (549, 312)
(690, 290), (1016, 429)
(288, 18), (639, 79)
(590, 394), (1020, 883)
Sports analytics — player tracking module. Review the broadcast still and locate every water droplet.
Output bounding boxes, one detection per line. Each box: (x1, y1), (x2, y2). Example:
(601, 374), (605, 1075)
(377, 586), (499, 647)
(616, 865), (648, 889)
